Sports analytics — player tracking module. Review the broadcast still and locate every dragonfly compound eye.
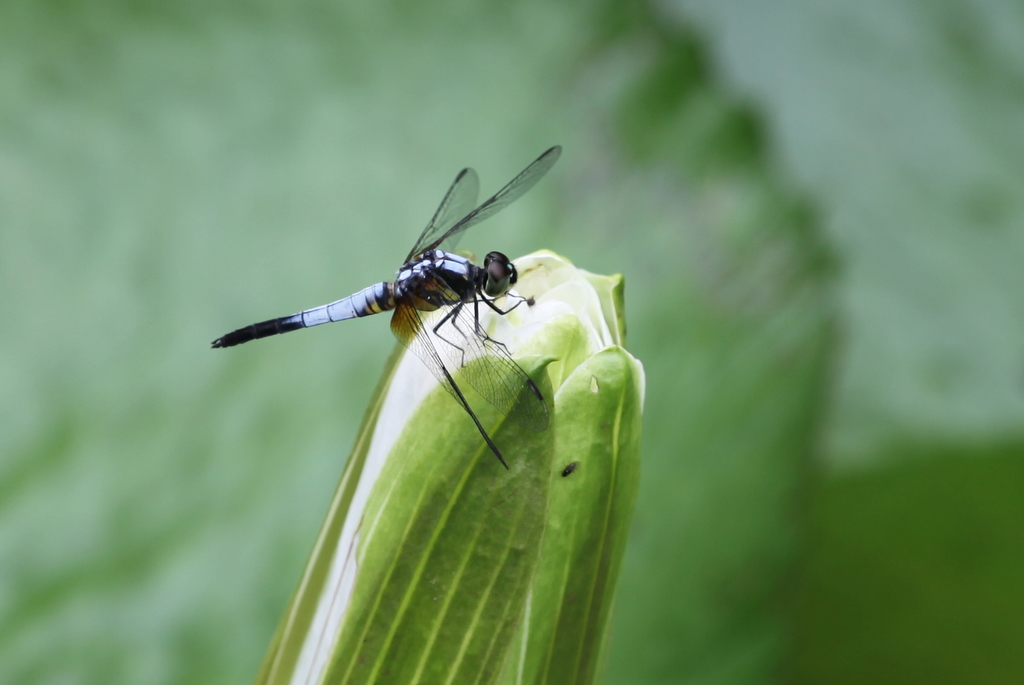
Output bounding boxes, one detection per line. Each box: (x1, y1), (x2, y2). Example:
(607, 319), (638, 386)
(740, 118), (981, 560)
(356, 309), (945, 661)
(484, 251), (515, 296)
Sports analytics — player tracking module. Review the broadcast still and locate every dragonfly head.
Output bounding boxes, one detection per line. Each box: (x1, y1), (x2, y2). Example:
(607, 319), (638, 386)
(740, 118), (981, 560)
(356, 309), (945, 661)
(483, 251), (517, 297)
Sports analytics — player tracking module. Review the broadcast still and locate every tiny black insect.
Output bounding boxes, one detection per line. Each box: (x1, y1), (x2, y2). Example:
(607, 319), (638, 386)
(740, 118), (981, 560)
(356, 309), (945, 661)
(561, 462), (578, 477)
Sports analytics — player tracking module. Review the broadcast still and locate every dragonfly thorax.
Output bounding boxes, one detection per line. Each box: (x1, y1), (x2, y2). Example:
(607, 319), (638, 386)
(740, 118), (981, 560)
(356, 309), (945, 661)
(394, 249), (518, 307)
(395, 249), (478, 306)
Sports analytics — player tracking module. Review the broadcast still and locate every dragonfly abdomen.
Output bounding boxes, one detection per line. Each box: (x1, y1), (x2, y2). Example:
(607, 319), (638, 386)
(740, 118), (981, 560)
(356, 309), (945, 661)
(211, 282), (394, 348)
(315, 282), (396, 323)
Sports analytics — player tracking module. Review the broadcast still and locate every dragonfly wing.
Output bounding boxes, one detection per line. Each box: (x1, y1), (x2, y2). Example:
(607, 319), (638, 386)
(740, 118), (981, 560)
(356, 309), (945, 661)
(391, 295), (548, 433)
(405, 167), (480, 262)
(390, 299), (456, 396)
(391, 296), (494, 430)
(421, 146), (561, 256)
(426, 297), (549, 432)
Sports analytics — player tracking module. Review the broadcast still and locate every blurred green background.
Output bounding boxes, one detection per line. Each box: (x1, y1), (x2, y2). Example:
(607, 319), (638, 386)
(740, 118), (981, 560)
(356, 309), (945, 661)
(2, 0), (1023, 683)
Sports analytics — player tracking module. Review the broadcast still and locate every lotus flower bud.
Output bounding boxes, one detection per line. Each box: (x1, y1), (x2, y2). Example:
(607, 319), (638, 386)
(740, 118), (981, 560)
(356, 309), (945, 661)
(256, 251), (644, 685)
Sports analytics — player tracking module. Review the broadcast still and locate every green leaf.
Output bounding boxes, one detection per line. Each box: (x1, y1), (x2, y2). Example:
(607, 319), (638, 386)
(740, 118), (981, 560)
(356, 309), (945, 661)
(498, 347), (643, 685)
(329, 356), (555, 684)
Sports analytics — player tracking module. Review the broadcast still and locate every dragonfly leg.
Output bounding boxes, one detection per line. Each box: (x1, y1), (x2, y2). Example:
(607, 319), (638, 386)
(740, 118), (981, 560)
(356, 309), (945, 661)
(483, 291), (529, 316)
(471, 293), (517, 355)
(432, 301), (471, 368)
(477, 292), (531, 349)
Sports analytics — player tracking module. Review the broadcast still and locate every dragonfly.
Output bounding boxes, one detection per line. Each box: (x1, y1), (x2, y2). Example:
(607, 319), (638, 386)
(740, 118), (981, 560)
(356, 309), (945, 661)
(212, 146), (561, 468)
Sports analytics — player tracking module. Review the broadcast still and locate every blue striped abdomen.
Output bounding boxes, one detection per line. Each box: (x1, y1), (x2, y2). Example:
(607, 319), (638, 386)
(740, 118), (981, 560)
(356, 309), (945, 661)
(211, 282), (394, 348)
